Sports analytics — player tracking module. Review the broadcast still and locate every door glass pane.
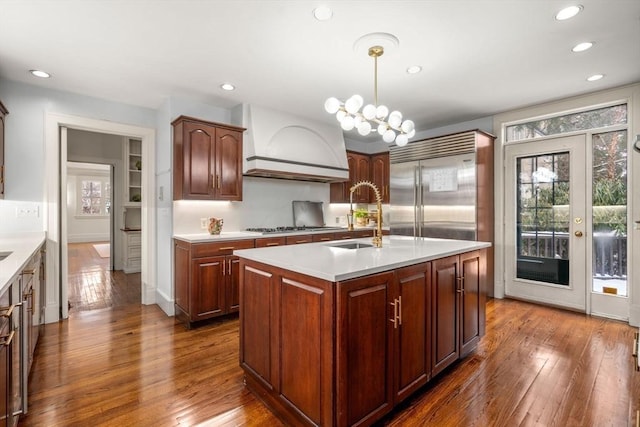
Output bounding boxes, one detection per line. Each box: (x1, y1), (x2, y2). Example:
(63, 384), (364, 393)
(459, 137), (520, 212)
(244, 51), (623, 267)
(516, 152), (570, 285)
(592, 130), (627, 296)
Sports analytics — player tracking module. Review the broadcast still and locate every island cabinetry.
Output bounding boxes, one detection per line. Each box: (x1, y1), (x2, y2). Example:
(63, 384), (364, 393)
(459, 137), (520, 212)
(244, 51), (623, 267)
(172, 116), (245, 201)
(174, 238), (254, 328)
(285, 234), (314, 245)
(255, 236), (286, 248)
(431, 250), (485, 376)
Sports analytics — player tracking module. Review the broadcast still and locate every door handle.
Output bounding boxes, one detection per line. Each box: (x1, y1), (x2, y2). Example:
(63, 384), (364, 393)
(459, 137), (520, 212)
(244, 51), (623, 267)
(575, 230), (583, 237)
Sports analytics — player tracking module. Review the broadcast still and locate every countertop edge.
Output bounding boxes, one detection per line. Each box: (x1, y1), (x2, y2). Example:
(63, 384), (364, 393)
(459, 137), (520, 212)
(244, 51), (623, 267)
(0, 231), (46, 294)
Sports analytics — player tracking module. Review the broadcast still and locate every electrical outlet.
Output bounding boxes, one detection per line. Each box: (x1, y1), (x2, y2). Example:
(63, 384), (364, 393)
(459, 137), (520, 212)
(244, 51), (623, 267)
(16, 205), (39, 218)
(200, 218), (208, 229)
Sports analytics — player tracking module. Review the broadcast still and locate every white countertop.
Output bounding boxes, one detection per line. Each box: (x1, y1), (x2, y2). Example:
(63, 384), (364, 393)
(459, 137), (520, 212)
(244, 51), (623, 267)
(0, 232), (46, 293)
(234, 235), (491, 282)
(173, 226), (386, 243)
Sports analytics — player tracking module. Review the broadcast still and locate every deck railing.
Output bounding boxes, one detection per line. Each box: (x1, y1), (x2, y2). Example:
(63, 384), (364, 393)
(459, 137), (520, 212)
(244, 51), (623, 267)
(520, 231), (627, 279)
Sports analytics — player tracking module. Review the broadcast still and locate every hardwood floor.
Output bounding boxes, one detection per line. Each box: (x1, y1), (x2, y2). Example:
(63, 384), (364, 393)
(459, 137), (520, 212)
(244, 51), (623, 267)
(20, 295), (640, 425)
(67, 242), (140, 312)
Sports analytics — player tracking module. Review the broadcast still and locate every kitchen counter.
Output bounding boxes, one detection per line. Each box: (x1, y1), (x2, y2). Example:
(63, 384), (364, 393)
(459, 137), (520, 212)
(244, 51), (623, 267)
(234, 235), (490, 281)
(173, 226), (388, 243)
(0, 231), (46, 293)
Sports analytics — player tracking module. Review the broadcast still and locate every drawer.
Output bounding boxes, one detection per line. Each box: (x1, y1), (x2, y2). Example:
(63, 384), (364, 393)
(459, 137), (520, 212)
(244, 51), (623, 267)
(128, 258), (141, 268)
(312, 233), (335, 242)
(285, 234), (313, 245)
(334, 231), (355, 240)
(192, 239), (255, 257)
(129, 246), (141, 258)
(255, 236), (287, 248)
(127, 233), (142, 245)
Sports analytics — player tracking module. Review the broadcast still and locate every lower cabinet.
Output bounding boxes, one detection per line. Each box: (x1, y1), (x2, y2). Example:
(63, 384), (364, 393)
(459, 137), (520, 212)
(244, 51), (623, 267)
(240, 249), (486, 426)
(122, 230), (141, 274)
(174, 238), (254, 328)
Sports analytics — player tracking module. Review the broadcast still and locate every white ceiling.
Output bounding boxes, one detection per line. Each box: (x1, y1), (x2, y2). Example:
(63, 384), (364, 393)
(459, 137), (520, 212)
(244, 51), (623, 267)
(1, 0), (639, 141)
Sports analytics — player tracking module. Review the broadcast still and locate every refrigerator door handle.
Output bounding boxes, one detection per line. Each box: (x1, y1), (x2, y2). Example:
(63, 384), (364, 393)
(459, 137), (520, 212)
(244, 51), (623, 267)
(414, 165), (420, 237)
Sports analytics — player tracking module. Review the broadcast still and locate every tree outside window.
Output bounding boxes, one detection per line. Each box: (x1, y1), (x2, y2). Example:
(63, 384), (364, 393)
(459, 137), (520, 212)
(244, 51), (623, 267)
(79, 178), (111, 216)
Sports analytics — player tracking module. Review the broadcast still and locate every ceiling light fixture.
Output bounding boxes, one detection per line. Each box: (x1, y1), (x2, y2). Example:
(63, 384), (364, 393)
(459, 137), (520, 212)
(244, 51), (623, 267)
(572, 42), (593, 52)
(324, 45), (415, 147)
(587, 74), (604, 81)
(220, 83), (235, 91)
(313, 6), (332, 21)
(29, 69), (50, 78)
(555, 5), (583, 20)
(406, 65), (422, 74)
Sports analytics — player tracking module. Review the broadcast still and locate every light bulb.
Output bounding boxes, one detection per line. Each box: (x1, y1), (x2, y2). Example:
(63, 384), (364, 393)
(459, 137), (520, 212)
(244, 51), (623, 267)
(401, 120), (415, 134)
(383, 129), (396, 143)
(378, 123), (387, 135)
(407, 129), (416, 138)
(362, 104), (376, 120)
(345, 95), (363, 114)
(357, 121), (372, 136)
(336, 110), (347, 122)
(324, 97), (341, 114)
(341, 115), (355, 131)
(396, 134), (409, 147)
(376, 105), (389, 119)
(388, 111), (403, 129)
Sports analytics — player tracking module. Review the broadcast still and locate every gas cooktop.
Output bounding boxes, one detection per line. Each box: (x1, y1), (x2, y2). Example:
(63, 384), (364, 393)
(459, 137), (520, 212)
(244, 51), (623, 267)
(246, 226), (343, 234)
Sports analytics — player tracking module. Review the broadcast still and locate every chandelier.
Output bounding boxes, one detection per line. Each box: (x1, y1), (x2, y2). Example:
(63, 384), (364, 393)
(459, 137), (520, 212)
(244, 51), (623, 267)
(324, 44), (415, 147)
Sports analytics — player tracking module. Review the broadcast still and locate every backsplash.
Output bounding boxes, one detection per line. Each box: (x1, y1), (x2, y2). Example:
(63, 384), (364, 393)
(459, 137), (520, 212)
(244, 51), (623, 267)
(0, 200), (44, 233)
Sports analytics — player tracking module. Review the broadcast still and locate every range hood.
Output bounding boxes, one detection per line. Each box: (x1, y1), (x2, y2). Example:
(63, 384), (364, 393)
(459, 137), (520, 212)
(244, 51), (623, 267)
(241, 104), (349, 183)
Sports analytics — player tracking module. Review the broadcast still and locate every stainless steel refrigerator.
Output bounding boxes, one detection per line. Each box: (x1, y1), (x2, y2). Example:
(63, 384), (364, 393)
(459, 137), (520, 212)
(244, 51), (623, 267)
(390, 153), (477, 240)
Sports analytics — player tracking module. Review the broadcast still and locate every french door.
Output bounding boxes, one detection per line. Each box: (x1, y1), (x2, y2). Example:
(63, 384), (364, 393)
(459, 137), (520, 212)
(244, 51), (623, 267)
(505, 135), (587, 311)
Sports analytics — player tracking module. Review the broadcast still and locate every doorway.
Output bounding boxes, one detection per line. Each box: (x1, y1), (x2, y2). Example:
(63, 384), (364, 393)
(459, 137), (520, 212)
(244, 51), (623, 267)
(504, 132), (629, 319)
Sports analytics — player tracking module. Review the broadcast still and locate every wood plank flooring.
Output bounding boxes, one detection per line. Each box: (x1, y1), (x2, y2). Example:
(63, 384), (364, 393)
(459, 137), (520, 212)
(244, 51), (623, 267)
(67, 242), (140, 312)
(19, 251), (640, 426)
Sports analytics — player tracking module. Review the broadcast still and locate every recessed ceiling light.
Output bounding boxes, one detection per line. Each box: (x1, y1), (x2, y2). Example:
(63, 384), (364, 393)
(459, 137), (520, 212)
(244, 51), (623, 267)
(29, 69), (50, 78)
(406, 65), (422, 74)
(587, 74), (604, 82)
(313, 6), (333, 21)
(220, 83), (235, 91)
(572, 42), (593, 52)
(555, 5), (583, 21)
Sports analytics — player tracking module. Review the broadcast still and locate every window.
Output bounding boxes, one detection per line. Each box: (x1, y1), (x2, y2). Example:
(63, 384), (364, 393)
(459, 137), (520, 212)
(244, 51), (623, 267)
(506, 104), (627, 142)
(78, 177), (111, 216)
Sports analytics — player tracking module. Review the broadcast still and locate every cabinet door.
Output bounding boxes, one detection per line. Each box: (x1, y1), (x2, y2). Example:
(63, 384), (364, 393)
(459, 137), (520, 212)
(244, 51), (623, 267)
(182, 121), (217, 199)
(336, 271), (394, 427)
(394, 262), (431, 402)
(460, 250), (484, 357)
(371, 152), (390, 203)
(353, 153), (371, 202)
(0, 105), (5, 199)
(215, 128), (243, 201)
(226, 256), (241, 313)
(431, 255), (459, 376)
(174, 241), (191, 315)
(0, 287), (10, 426)
(191, 256), (226, 320)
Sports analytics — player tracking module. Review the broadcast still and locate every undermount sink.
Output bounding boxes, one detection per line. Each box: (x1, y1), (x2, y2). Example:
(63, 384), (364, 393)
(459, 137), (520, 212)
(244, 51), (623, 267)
(328, 242), (374, 250)
(0, 252), (13, 261)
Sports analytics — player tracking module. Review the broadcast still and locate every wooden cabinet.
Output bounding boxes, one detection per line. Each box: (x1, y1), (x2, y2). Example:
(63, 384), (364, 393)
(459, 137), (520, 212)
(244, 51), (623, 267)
(0, 280), (12, 427)
(239, 249), (486, 426)
(174, 238), (254, 328)
(255, 236), (286, 248)
(431, 250), (485, 376)
(172, 116), (245, 201)
(285, 235), (313, 245)
(371, 152), (390, 203)
(0, 100), (7, 199)
(124, 137), (142, 205)
(330, 150), (390, 203)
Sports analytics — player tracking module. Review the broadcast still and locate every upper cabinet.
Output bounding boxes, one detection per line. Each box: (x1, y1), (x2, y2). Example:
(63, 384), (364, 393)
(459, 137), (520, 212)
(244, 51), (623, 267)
(172, 116), (245, 201)
(0, 100), (7, 199)
(370, 152), (390, 203)
(330, 150), (390, 204)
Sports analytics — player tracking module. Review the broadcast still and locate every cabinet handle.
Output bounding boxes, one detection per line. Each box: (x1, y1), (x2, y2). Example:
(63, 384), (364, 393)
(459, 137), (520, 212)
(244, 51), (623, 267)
(211, 174), (215, 189)
(0, 305), (14, 318)
(295, 240), (309, 244)
(0, 165), (3, 184)
(222, 260), (225, 276)
(22, 268), (36, 275)
(265, 242), (280, 247)
(228, 259), (232, 276)
(218, 247), (235, 251)
(216, 175), (221, 189)
(397, 296), (402, 326)
(0, 330), (14, 346)
(390, 300), (398, 329)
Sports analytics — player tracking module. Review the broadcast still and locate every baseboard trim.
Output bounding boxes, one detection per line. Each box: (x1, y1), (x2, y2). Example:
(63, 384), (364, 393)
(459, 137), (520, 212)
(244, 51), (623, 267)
(155, 288), (174, 316)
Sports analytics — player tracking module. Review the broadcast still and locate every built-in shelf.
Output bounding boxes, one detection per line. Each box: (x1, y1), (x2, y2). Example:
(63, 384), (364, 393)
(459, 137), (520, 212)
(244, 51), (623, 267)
(125, 138), (142, 205)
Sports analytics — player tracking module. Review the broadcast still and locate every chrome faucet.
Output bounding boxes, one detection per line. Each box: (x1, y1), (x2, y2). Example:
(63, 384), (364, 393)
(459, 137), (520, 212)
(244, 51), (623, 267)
(349, 180), (383, 248)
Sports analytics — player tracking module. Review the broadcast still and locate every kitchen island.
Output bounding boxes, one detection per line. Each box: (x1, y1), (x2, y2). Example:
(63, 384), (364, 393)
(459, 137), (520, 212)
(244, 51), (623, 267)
(235, 235), (490, 427)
